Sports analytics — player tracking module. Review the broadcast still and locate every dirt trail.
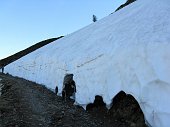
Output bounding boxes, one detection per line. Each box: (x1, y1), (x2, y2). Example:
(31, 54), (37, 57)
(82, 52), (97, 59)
(0, 73), (147, 127)
(0, 74), (103, 127)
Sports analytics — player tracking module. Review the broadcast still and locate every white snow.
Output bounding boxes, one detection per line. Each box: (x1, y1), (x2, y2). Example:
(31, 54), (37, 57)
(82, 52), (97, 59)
(4, 0), (170, 126)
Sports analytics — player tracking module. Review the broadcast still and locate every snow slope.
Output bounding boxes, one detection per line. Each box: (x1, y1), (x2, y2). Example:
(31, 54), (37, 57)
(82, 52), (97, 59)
(5, 0), (170, 126)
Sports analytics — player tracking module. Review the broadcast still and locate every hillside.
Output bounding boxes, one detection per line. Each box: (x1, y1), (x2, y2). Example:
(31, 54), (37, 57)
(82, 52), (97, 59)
(0, 36), (63, 68)
(4, 0), (170, 126)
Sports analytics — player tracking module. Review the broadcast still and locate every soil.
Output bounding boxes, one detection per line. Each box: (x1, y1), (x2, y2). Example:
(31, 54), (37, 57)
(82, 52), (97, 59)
(0, 73), (147, 127)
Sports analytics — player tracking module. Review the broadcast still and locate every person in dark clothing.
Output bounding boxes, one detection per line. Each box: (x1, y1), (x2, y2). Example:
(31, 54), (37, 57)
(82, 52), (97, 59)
(62, 74), (76, 101)
(62, 81), (76, 98)
(1, 67), (4, 73)
(55, 86), (58, 94)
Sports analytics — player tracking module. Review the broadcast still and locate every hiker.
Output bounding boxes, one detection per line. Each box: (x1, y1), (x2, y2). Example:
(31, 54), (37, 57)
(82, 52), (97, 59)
(55, 86), (58, 94)
(1, 67), (4, 73)
(62, 74), (76, 100)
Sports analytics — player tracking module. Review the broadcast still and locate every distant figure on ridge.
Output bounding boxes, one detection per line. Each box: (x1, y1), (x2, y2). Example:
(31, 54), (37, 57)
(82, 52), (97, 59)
(92, 15), (97, 22)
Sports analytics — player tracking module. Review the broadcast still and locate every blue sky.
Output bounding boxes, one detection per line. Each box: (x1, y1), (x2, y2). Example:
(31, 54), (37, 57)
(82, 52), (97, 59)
(0, 0), (126, 59)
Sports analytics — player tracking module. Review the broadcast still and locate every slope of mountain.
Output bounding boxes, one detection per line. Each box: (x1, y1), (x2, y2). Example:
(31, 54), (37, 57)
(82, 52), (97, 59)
(4, 0), (170, 126)
(0, 36), (63, 68)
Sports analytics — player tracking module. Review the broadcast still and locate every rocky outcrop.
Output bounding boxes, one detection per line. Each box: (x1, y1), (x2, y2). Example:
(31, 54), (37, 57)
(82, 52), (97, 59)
(115, 0), (136, 11)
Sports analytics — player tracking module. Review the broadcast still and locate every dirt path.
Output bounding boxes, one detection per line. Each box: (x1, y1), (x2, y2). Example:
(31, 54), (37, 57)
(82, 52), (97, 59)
(0, 74), (103, 127)
(0, 73), (147, 127)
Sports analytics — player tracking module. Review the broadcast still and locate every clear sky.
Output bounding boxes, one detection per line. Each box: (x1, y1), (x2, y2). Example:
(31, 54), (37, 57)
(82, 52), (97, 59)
(0, 0), (126, 59)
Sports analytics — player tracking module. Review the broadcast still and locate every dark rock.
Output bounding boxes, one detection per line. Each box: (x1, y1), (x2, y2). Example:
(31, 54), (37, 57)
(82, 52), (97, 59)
(115, 0), (136, 12)
(108, 91), (147, 127)
(93, 95), (106, 107)
(86, 103), (94, 111)
(86, 95), (107, 112)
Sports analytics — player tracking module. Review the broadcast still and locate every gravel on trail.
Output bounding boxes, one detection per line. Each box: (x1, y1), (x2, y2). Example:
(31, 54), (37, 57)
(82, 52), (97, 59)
(0, 73), (147, 127)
